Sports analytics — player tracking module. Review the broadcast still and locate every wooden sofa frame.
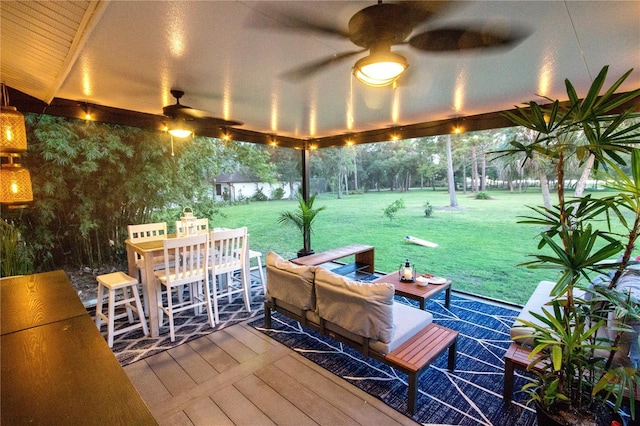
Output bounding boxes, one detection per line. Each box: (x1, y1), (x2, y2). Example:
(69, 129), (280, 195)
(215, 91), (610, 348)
(264, 290), (458, 415)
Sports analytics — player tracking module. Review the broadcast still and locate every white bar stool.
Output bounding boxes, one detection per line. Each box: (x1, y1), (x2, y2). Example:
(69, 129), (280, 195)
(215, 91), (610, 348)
(248, 249), (266, 293)
(95, 272), (149, 348)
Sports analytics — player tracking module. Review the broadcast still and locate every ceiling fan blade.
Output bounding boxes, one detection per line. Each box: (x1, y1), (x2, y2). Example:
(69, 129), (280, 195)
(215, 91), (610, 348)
(280, 49), (365, 82)
(397, 1), (459, 26)
(198, 117), (244, 127)
(409, 26), (531, 52)
(162, 89), (243, 127)
(247, 5), (350, 39)
(163, 104), (209, 120)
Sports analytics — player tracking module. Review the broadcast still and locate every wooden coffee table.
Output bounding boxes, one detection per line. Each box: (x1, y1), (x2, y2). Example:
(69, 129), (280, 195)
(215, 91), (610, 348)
(373, 272), (452, 310)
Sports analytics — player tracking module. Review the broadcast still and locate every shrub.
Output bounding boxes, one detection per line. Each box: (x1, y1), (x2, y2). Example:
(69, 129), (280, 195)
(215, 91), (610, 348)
(251, 186), (268, 202)
(476, 191), (490, 200)
(383, 199), (405, 222)
(424, 202), (433, 218)
(1, 220), (34, 277)
(271, 187), (285, 200)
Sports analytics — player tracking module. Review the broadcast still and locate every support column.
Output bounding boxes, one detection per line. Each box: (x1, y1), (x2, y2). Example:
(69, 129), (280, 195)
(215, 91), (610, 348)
(301, 145), (311, 254)
(301, 144), (310, 201)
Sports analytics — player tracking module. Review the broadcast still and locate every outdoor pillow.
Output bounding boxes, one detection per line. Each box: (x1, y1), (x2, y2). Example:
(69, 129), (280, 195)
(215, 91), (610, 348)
(315, 267), (394, 343)
(266, 251), (316, 310)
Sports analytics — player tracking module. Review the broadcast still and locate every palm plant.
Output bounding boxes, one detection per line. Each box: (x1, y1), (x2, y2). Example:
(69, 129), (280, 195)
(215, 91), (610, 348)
(277, 192), (326, 257)
(496, 65), (640, 424)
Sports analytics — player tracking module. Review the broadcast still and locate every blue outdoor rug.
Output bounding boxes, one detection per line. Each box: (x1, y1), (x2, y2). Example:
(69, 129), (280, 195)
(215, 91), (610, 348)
(251, 293), (537, 426)
(91, 280), (265, 366)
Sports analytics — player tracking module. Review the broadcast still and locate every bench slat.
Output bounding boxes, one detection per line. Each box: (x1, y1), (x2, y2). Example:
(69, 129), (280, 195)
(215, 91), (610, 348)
(387, 324), (458, 372)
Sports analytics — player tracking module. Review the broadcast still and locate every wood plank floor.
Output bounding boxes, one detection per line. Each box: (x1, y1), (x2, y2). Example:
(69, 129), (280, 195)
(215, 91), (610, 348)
(124, 316), (419, 426)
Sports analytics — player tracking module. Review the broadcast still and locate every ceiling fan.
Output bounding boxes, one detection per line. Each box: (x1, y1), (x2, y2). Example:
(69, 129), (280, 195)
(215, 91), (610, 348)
(263, 1), (530, 87)
(162, 89), (243, 137)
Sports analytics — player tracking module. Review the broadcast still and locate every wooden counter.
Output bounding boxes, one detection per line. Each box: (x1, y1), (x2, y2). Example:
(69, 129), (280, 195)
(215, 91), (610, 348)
(1, 270), (88, 335)
(1, 271), (156, 425)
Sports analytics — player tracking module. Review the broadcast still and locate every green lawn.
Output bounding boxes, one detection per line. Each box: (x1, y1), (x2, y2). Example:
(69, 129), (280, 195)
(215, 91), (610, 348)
(210, 189), (599, 306)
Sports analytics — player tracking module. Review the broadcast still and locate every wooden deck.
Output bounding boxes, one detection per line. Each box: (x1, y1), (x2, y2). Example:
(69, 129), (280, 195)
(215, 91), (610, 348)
(124, 317), (419, 426)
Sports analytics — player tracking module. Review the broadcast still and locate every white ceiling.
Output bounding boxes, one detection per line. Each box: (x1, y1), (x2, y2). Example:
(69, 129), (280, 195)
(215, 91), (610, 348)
(2, 1), (639, 143)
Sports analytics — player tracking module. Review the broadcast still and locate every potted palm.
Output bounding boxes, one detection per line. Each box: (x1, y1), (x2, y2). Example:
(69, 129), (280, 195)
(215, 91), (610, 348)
(278, 192), (326, 257)
(497, 65), (640, 425)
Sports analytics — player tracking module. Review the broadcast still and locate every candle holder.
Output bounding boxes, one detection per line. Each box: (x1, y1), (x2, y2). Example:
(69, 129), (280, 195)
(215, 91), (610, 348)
(399, 258), (415, 282)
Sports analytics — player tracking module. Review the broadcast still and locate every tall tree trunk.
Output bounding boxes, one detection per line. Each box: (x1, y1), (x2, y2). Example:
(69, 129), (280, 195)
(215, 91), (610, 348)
(353, 152), (359, 191)
(446, 134), (458, 207)
(462, 159), (467, 194)
(344, 170), (349, 196)
(471, 145), (478, 193)
(540, 170), (552, 210)
(288, 181), (295, 200)
(518, 159), (524, 192)
(574, 153), (595, 197)
(480, 153), (486, 192)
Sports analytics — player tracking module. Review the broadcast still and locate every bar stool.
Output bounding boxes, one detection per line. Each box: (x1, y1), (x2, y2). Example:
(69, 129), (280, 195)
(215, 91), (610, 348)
(95, 272), (149, 348)
(248, 249), (266, 293)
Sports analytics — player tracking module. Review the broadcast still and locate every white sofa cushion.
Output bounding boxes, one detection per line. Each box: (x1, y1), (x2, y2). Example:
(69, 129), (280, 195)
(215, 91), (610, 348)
(266, 251), (316, 311)
(510, 280), (558, 345)
(315, 267), (395, 343)
(371, 302), (433, 354)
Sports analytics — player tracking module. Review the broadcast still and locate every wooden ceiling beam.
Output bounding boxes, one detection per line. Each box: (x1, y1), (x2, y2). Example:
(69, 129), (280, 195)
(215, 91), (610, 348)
(8, 87), (638, 150)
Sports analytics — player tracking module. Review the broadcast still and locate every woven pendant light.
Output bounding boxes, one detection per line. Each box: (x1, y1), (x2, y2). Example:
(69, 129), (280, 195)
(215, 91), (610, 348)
(0, 85), (27, 154)
(0, 156), (33, 208)
(0, 85), (32, 208)
(0, 106), (27, 153)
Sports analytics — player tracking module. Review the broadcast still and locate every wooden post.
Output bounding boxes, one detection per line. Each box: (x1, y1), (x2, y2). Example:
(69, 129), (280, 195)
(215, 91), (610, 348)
(301, 145), (311, 253)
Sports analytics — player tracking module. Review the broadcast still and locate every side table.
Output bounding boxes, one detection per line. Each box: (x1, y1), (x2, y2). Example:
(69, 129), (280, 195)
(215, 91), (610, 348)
(373, 272), (452, 309)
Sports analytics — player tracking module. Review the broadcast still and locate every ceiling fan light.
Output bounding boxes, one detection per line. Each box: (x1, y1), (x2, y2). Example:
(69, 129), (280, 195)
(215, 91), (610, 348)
(168, 128), (192, 138)
(168, 120), (193, 138)
(354, 52), (407, 87)
(354, 69), (399, 87)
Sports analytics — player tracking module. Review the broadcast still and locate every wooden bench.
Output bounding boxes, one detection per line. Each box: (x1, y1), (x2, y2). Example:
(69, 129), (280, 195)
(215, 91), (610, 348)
(268, 304), (459, 415)
(503, 342), (545, 401)
(292, 244), (375, 273)
(504, 342), (640, 407)
(387, 324), (458, 414)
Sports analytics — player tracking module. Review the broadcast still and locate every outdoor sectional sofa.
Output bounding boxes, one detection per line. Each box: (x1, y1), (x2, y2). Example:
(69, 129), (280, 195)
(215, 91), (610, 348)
(505, 273), (640, 401)
(264, 251), (459, 415)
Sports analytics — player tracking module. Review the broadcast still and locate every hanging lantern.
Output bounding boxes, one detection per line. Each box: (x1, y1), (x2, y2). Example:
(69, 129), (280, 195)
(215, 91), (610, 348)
(0, 106), (27, 153)
(0, 85), (32, 208)
(0, 156), (33, 208)
(0, 85), (27, 153)
(0, 83), (27, 154)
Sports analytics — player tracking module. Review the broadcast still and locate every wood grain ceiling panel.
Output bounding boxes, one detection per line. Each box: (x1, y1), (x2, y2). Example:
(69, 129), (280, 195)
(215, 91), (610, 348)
(1, 1), (106, 102)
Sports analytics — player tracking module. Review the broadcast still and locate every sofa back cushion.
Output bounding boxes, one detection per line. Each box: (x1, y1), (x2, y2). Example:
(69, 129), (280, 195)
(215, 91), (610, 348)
(266, 252), (316, 311)
(315, 267), (395, 343)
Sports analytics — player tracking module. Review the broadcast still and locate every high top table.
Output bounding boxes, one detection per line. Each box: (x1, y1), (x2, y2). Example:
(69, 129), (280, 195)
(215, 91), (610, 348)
(125, 229), (250, 337)
(1, 271), (156, 425)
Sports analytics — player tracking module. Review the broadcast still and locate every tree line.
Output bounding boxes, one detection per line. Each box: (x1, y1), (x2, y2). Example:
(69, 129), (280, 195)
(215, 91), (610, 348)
(1, 112), (636, 276)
